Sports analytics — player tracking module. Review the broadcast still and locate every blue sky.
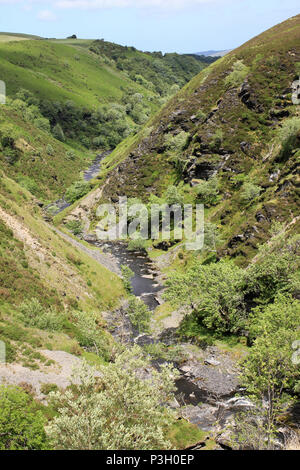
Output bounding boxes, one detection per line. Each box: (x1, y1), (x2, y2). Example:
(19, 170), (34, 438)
(0, 0), (299, 53)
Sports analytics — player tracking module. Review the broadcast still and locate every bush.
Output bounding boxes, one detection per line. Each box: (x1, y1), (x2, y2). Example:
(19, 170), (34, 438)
(72, 311), (110, 360)
(165, 260), (246, 334)
(244, 234), (300, 305)
(225, 60), (249, 88)
(34, 117), (50, 133)
(0, 385), (49, 450)
(277, 117), (300, 161)
(66, 150), (75, 160)
(121, 265), (134, 293)
(209, 129), (223, 151)
(165, 185), (183, 206)
(164, 131), (189, 154)
(65, 180), (91, 204)
(127, 238), (147, 252)
(241, 182), (262, 203)
(19, 299), (63, 331)
(127, 297), (151, 333)
(46, 144), (54, 156)
(52, 123), (65, 142)
(46, 347), (178, 450)
(66, 219), (83, 236)
(196, 177), (220, 206)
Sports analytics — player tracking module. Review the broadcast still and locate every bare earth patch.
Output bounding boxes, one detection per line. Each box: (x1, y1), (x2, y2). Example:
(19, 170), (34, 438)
(0, 350), (100, 400)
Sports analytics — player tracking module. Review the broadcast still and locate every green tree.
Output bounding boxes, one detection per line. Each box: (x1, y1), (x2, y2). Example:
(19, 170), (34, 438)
(72, 310), (110, 360)
(127, 297), (152, 333)
(0, 386), (49, 450)
(65, 180), (90, 204)
(165, 260), (246, 334)
(165, 185), (183, 206)
(196, 177), (220, 206)
(241, 296), (300, 447)
(46, 347), (179, 450)
(241, 181), (262, 203)
(121, 265), (134, 293)
(52, 123), (65, 142)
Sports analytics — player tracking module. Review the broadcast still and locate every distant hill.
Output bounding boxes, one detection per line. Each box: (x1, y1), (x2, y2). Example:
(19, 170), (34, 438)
(93, 14), (300, 263)
(196, 49), (232, 57)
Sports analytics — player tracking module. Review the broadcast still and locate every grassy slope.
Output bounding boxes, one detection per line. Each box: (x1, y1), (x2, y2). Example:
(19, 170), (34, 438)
(0, 40), (154, 106)
(0, 173), (124, 363)
(0, 104), (95, 201)
(0, 38), (159, 202)
(89, 14), (300, 264)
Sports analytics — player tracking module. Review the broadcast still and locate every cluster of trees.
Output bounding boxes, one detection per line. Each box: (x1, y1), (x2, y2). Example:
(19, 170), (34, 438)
(9, 88), (140, 151)
(90, 40), (209, 96)
(166, 229), (300, 448)
(165, 231), (300, 335)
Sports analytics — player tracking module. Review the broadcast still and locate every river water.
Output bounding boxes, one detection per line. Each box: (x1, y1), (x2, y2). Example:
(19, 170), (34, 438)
(51, 151), (243, 437)
(52, 151), (162, 310)
(92, 240), (161, 310)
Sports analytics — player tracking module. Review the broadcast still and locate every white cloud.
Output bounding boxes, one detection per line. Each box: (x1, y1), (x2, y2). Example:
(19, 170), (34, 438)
(0, 0), (227, 8)
(37, 9), (57, 20)
(0, 0), (233, 12)
(55, 0), (222, 9)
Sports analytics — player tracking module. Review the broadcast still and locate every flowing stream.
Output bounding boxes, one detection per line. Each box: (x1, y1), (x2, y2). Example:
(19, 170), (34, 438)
(51, 151), (243, 438)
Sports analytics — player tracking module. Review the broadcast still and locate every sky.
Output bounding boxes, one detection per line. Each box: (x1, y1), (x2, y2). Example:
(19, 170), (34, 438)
(0, 0), (299, 53)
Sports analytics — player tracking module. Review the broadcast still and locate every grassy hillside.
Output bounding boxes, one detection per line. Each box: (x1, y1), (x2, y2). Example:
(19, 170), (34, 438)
(0, 37), (210, 202)
(90, 14), (300, 263)
(0, 172), (124, 365)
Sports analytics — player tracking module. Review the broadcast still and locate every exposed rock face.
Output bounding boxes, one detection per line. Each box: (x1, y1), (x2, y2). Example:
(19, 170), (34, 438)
(239, 81), (264, 113)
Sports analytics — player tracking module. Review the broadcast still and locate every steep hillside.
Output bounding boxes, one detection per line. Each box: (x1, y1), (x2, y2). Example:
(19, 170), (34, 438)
(0, 37), (209, 202)
(89, 14), (300, 263)
(0, 172), (124, 367)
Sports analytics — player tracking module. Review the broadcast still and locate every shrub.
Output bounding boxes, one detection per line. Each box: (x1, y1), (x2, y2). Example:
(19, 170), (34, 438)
(52, 123), (65, 142)
(65, 180), (91, 204)
(72, 311), (110, 360)
(241, 296), (300, 445)
(225, 60), (249, 88)
(19, 299), (63, 331)
(164, 131), (189, 153)
(244, 234), (300, 305)
(165, 185), (183, 206)
(277, 117), (300, 161)
(196, 177), (220, 206)
(34, 117), (50, 133)
(0, 385), (49, 450)
(121, 265), (134, 293)
(127, 238), (147, 252)
(209, 129), (223, 150)
(241, 182), (262, 203)
(127, 297), (151, 333)
(66, 219), (83, 236)
(46, 144), (54, 156)
(66, 150), (75, 160)
(165, 260), (246, 334)
(46, 347), (178, 450)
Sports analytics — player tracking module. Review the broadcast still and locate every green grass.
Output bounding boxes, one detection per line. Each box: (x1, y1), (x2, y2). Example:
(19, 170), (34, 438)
(86, 13), (300, 264)
(167, 419), (210, 449)
(0, 105), (94, 201)
(0, 40), (158, 108)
